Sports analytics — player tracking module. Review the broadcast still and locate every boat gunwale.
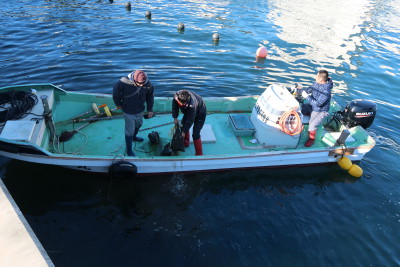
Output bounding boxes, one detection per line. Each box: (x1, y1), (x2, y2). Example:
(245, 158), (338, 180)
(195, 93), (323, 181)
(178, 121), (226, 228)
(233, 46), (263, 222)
(1, 142), (375, 162)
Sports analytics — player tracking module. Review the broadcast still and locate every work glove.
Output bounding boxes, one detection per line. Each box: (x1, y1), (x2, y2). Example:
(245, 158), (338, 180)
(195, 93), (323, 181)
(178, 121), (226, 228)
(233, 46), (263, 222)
(301, 90), (309, 98)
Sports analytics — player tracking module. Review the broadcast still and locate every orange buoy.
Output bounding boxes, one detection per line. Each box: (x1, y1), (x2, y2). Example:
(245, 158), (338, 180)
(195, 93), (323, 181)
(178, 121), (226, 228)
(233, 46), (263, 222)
(256, 46), (268, 58)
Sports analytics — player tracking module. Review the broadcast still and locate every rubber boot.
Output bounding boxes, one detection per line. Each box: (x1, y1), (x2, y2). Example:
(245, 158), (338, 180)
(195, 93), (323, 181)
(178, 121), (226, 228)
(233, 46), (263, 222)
(125, 135), (135, 156)
(305, 130), (316, 147)
(184, 131), (190, 147)
(193, 138), (203, 156)
(133, 127), (144, 142)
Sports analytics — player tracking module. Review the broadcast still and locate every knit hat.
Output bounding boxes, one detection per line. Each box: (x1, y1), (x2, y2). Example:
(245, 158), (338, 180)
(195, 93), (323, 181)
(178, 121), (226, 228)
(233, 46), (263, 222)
(133, 70), (148, 84)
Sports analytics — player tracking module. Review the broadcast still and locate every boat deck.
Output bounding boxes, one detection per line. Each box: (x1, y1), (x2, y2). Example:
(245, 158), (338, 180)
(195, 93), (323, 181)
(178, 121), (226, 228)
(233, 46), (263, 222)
(53, 112), (367, 158)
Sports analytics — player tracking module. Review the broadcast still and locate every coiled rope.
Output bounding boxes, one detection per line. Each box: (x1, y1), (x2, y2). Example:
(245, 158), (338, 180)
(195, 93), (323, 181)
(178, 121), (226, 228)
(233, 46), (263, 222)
(278, 109), (303, 135)
(0, 91), (38, 123)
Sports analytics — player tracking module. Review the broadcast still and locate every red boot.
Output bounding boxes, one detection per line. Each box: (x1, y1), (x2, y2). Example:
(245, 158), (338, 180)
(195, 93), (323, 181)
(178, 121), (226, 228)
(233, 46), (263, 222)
(184, 131), (190, 147)
(193, 138), (203, 156)
(305, 130), (316, 147)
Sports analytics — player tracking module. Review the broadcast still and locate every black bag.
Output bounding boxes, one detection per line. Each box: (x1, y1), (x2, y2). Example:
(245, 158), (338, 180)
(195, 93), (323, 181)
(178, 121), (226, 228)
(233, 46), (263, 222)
(161, 142), (173, 156)
(324, 113), (341, 132)
(171, 125), (185, 152)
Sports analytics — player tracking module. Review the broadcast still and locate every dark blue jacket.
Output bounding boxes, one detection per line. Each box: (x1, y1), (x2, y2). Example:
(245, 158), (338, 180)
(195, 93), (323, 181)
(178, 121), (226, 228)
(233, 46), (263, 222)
(113, 77), (154, 115)
(304, 78), (333, 112)
(172, 90), (206, 133)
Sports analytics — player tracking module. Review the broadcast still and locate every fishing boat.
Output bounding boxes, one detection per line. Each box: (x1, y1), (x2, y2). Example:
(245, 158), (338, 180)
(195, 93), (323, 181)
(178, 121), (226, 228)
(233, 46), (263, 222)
(0, 83), (377, 176)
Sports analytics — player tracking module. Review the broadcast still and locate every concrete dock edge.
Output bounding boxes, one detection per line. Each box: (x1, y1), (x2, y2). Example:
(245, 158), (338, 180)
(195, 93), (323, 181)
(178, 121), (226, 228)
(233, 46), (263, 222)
(0, 178), (54, 267)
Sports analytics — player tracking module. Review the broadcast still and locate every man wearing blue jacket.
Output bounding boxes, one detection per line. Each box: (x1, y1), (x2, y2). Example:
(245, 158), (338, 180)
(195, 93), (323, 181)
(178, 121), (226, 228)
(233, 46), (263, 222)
(298, 70), (333, 147)
(172, 90), (206, 156)
(113, 70), (154, 156)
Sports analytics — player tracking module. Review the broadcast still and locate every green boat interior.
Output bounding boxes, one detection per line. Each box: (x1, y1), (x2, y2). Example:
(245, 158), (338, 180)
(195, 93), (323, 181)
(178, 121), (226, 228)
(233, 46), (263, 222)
(0, 84), (376, 159)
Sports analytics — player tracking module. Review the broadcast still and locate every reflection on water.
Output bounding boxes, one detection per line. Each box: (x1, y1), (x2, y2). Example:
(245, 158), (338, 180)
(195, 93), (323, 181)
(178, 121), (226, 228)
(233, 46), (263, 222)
(268, 0), (372, 69)
(2, 0), (391, 97)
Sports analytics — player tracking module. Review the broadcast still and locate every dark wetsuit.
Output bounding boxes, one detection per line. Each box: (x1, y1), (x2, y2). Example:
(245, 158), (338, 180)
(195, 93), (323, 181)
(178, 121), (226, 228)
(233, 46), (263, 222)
(172, 90), (206, 140)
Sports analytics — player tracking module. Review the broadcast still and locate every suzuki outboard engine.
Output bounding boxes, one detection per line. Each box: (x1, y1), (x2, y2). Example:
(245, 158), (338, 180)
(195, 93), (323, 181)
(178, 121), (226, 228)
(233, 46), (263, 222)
(342, 99), (377, 129)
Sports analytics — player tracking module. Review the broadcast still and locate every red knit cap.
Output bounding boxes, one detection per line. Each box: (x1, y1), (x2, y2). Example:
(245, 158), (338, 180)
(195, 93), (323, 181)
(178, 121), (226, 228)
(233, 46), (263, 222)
(133, 70), (148, 84)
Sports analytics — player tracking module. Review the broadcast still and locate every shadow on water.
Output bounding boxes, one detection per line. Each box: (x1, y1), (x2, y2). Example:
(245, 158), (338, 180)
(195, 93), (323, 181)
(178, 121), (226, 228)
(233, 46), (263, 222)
(0, 158), (363, 266)
(1, 159), (358, 216)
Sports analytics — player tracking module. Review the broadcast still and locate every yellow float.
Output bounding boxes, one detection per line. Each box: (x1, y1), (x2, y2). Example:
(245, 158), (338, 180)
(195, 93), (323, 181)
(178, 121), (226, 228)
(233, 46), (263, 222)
(338, 156), (352, 170)
(348, 164), (363, 178)
(104, 106), (112, 117)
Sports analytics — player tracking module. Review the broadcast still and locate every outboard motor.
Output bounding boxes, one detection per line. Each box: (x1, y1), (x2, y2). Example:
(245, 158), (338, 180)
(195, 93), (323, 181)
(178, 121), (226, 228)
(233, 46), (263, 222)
(342, 100), (377, 129)
(250, 84), (301, 147)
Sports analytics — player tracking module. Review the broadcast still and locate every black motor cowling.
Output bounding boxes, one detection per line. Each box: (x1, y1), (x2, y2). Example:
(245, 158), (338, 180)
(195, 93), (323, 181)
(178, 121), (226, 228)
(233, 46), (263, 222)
(342, 99), (377, 129)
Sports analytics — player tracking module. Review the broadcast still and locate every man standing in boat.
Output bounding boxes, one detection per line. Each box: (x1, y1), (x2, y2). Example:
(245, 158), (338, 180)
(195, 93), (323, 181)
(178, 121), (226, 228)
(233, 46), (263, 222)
(172, 90), (206, 156)
(297, 70), (333, 147)
(113, 70), (154, 156)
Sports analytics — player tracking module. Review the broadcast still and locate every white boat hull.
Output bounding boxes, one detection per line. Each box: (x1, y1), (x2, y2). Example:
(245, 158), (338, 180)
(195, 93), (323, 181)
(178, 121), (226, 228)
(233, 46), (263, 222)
(0, 145), (372, 175)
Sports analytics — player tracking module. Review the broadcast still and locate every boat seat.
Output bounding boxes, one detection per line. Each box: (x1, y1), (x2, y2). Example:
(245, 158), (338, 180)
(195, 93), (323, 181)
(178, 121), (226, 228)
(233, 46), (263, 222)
(189, 124), (216, 143)
(0, 89), (54, 146)
(0, 121), (37, 142)
(321, 131), (355, 147)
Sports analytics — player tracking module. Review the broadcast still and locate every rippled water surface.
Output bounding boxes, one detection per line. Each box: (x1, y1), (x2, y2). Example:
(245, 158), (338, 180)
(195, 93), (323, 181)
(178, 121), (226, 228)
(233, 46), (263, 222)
(1, 0), (400, 266)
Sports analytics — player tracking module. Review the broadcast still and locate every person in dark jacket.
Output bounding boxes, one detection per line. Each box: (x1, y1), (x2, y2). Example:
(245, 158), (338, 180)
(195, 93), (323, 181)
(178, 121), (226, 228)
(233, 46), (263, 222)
(113, 70), (154, 156)
(297, 70), (333, 147)
(172, 90), (206, 156)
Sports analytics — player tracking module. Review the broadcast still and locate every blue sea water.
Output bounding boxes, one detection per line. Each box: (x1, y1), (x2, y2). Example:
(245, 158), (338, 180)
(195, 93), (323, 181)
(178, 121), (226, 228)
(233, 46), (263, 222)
(1, 0), (400, 266)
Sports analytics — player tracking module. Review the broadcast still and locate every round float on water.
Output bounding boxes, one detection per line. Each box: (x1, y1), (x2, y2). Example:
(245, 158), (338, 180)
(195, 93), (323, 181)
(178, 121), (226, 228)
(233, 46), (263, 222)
(256, 46), (268, 58)
(178, 22), (185, 32)
(145, 10), (151, 19)
(212, 33), (220, 40)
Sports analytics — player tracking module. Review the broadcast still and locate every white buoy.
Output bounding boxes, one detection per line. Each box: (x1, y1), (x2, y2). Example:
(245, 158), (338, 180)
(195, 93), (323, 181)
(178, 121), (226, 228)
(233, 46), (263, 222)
(212, 33), (220, 40)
